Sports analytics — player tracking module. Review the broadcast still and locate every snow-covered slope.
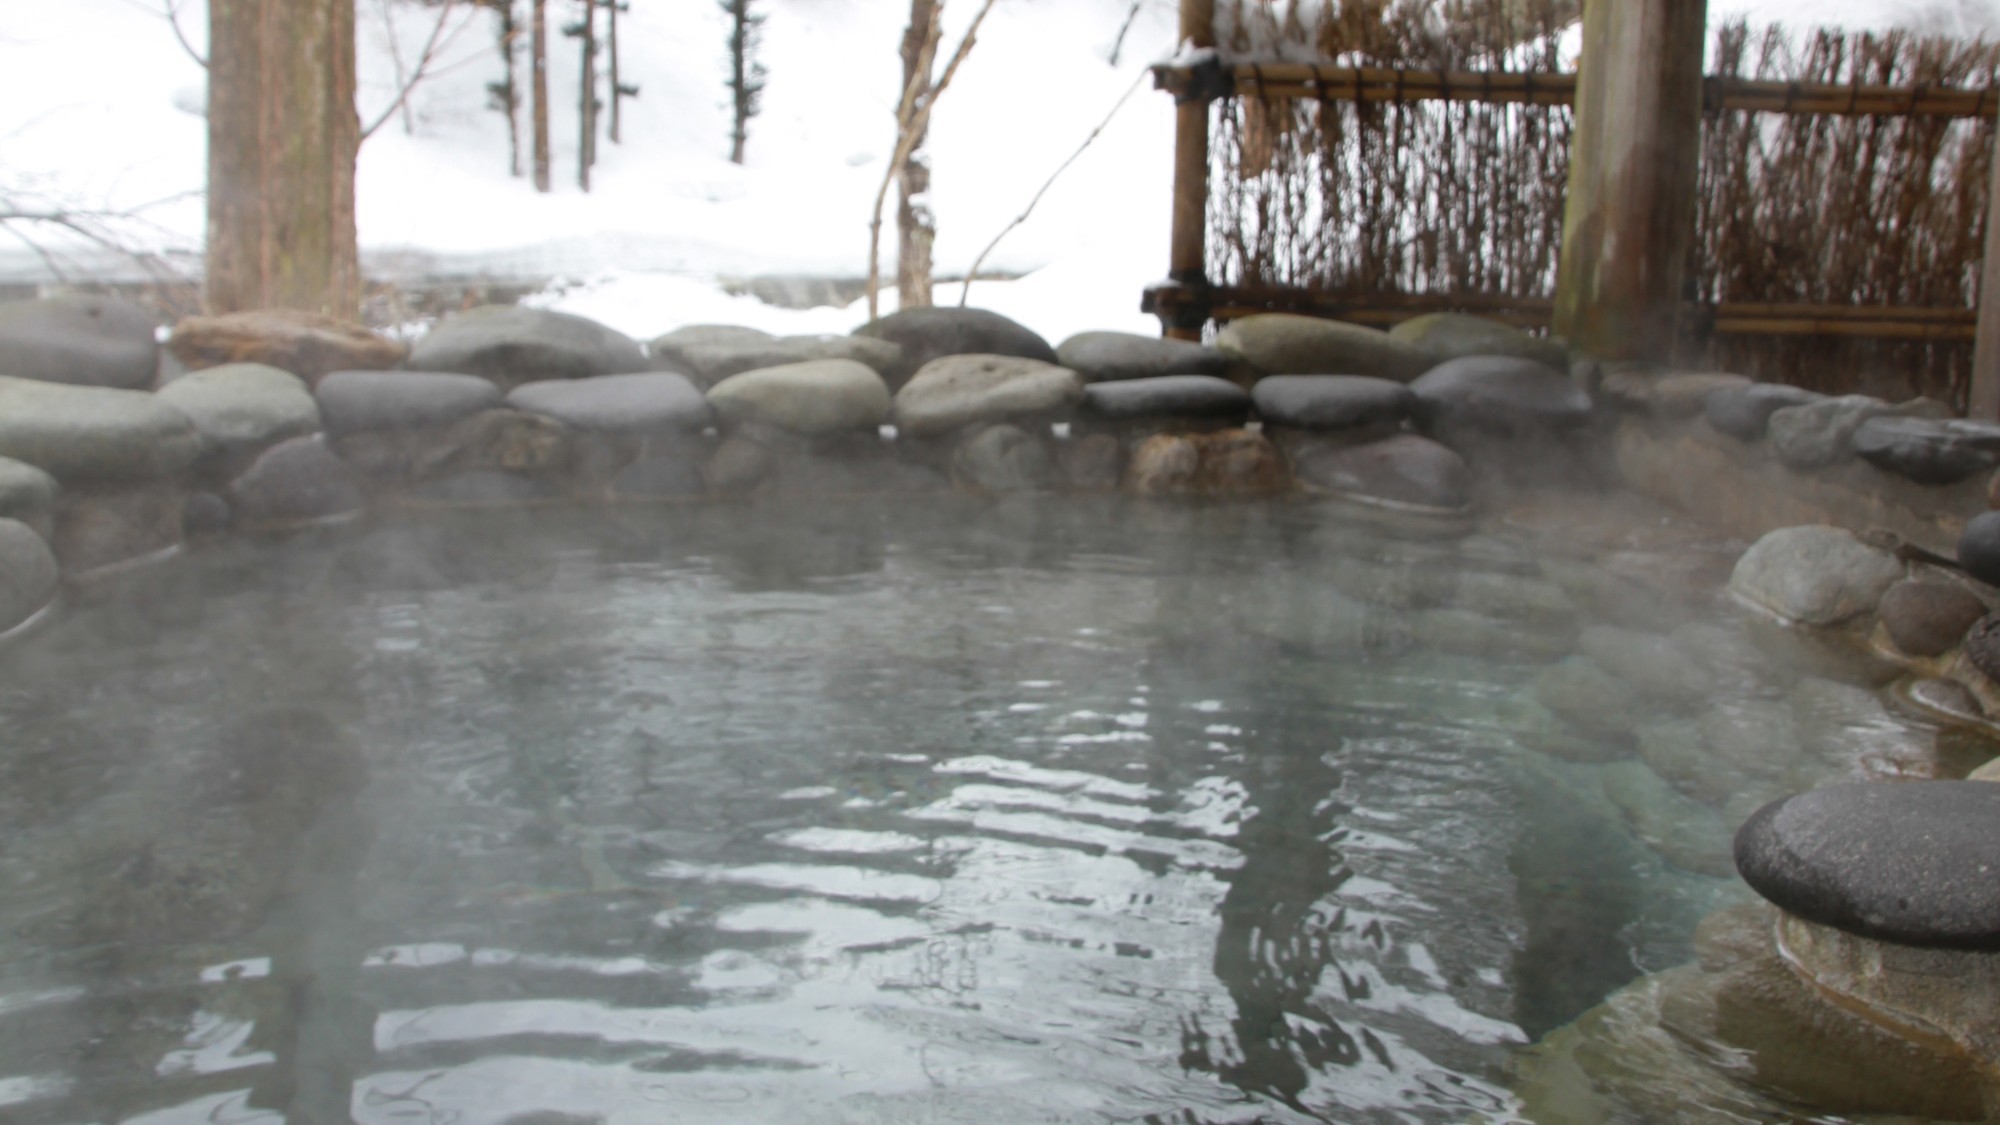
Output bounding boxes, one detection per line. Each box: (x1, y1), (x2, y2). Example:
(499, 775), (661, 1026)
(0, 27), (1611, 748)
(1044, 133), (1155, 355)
(2, 0), (1989, 343)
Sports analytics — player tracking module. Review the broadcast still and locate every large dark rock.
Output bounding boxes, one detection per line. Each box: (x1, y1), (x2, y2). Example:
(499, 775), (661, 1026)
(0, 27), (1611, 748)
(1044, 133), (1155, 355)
(507, 372), (712, 434)
(407, 306), (651, 389)
(1078, 375), (1249, 426)
(0, 294), (160, 389)
(1734, 781), (2000, 951)
(316, 370), (503, 435)
(1879, 579), (1986, 658)
(853, 307), (1057, 390)
(1290, 433), (1468, 510)
(228, 435), (367, 527)
(659, 334), (904, 390)
(1215, 313), (1428, 381)
(1703, 382), (1823, 442)
(1852, 416), (2000, 485)
(1252, 375), (1414, 432)
(1054, 331), (1232, 383)
(1957, 509), (2000, 589)
(0, 517), (59, 634)
(1409, 356), (1592, 438)
(167, 309), (406, 385)
(0, 376), (204, 483)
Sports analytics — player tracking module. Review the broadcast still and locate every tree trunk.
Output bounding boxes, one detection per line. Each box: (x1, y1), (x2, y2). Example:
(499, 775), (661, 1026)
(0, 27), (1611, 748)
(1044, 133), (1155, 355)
(579, 0), (597, 191)
(205, 0), (360, 319)
(532, 0), (551, 192)
(727, 0), (748, 163)
(897, 0), (938, 310)
(608, 0), (623, 144)
(496, 1), (521, 176)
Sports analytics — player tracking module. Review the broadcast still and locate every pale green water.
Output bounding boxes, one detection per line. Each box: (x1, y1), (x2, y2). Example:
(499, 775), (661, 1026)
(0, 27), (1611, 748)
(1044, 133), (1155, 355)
(0, 496), (1933, 1123)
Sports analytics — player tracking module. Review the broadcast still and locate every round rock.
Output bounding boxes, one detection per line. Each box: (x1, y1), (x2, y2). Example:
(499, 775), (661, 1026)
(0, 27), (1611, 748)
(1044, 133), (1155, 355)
(1704, 382), (1824, 442)
(1769, 395), (1908, 471)
(1409, 356), (1591, 438)
(155, 362), (321, 466)
(1879, 579), (1987, 658)
(893, 355), (1083, 438)
(853, 307), (1057, 391)
(508, 372), (712, 434)
(1079, 375), (1249, 425)
(1290, 433), (1469, 510)
(1388, 312), (1568, 370)
(408, 306), (651, 388)
(167, 309), (406, 385)
(0, 457), (59, 540)
(706, 359), (891, 436)
(1957, 510), (2000, 589)
(228, 435), (367, 527)
(1734, 781), (2000, 951)
(0, 375), (204, 483)
(1728, 525), (1905, 627)
(0, 294), (160, 389)
(1964, 613), (2000, 682)
(0, 517), (58, 634)
(316, 370), (503, 435)
(648, 324), (776, 367)
(1055, 331), (1232, 383)
(1252, 375), (1414, 432)
(1852, 416), (1999, 485)
(1215, 314), (1427, 381)
(663, 335), (903, 390)
(951, 423), (1056, 493)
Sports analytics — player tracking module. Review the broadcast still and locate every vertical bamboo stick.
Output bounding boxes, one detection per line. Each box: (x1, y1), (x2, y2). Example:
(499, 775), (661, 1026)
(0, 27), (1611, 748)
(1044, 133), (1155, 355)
(1972, 128), (2000, 418)
(1552, 0), (1709, 363)
(1166, 0), (1216, 340)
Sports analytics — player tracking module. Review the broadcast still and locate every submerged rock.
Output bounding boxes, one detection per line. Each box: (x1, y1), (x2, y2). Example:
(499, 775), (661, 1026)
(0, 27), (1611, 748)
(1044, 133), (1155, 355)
(1125, 429), (1288, 496)
(1409, 355), (1591, 439)
(853, 307), (1057, 390)
(1290, 433), (1469, 510)
(229, 435), (367, 527)
(1534, 658), (1641, 744)
(1726, 525), (1903, 627)
(1598, 761), (1735, 877)
(951, 423), (1056, 494)
(1579, 624), (1713, 704)
(0, 294), (160, 389)
(1215, 313), (1428, 380)
(1768, 394), (1949, 471)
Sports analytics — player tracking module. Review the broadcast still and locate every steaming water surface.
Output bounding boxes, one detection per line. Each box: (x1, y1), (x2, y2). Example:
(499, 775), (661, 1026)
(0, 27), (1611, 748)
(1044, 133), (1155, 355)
(0, 497), (1926, 1122)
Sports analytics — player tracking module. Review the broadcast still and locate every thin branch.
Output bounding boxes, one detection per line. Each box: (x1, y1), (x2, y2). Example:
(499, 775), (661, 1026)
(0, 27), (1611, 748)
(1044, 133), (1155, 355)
(960, 70), (1146, 307)
(866, 0), (1001, 320)
(163, 0), (207, 68)
(1108, 0), (1143, 66)
(361, 0), (481, 141)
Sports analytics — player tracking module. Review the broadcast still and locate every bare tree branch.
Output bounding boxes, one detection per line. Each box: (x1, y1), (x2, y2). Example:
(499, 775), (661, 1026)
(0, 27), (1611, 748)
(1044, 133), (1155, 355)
(960, 70), (1145, 307)
(866, 0), (1001, 321)
(360, 0), (483, 142)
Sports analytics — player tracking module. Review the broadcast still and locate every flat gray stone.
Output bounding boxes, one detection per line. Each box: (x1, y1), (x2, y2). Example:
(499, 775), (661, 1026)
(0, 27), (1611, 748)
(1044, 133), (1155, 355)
(0, 517), (58, 634)
(649, 324), (775, 364)
(665, 335), (904, 390)
(1735, 781), (2000, 951)
(1290, 433), (1469, 509)
(893, 355), (1084, 438)
(1852, 416), (1999, 485)
(1055, 331), (1232, 383)
(0, 294), (160, 389)
(1728, 525), (1904, 627)
(155, 362), (321, 465)
(1705, 382), (1823, 442)
(507, 372), (711, 434)
(408, 306), (651, 388)
(707, 359), (891, 435)
(0, 457), (58, 540)
(1252, 375), (1414, 431)
(1216, 314), (1428, 380)
(1410, 356), (1591, 437)
(1768, 395), (1894, 470)
(0, 375), (203, 483)
(1079, 375), (1249, 424)
(229, 435), (366, 526)
(1389, 312), (1568, 370)
(316, 370), (503, 435)
(854, 308), (1057, 391)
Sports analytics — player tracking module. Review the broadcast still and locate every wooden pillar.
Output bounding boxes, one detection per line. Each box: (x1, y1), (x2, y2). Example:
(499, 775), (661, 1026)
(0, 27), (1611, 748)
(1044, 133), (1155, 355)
(1553, 0), (1709, 364)
(1971, 128), (2000, 419)
(1165, 0), (1216, 341)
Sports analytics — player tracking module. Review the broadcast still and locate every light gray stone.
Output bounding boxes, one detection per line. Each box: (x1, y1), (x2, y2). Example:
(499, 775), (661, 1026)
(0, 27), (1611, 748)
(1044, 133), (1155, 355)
(315, 370), (503, 435)
(707, 359), (891, 435)
(507, 372), (712, 434)
(155, 362), (321, 466)
(1768, 395), (1950, 471)
(1216, 314), (1428, 380)
(0, 294), (160, 389)
(408, 305), (651, 388)
(0, 375), (204, 483)
(0, 517), (58, 634)
(229, 435), (367, 527)
(893, 355), (1084, 438)
(1388, 311), (1568, 369)
(1055, 331), (1232, 383)
(853, 307), (1057, 390)
(1728, 525), (1905, 627)
(0, 457), (59, 541)
(1579, 624), (1713, 704)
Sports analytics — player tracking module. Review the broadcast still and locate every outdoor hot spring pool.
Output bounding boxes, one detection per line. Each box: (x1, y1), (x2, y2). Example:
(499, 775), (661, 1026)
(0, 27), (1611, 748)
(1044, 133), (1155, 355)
(0, 495), (1945, 1123)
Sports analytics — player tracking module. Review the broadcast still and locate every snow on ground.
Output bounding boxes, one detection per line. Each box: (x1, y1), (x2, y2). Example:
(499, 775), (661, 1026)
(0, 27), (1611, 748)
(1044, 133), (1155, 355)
(1, 0), (1993, 345)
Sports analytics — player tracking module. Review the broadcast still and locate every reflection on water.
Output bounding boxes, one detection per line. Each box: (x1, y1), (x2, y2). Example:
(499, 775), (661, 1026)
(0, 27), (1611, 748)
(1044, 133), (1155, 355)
(0, 496), (1919, 1122)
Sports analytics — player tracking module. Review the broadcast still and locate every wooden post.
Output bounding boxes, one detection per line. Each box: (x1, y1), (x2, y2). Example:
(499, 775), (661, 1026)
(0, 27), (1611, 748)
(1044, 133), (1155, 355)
(1972, 129), (2000, 419)
(1552, 0), (1708, 364)
(1165, 0), (1216, 341)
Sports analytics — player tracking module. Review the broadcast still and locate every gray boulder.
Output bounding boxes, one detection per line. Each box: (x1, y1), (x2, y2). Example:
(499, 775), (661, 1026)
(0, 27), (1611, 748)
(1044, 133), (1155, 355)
(1534, 657), (1642, 743)
(155, 362), (321, 468)
(408, 306), (652, 388)
(0, 294), (160, 389)
(1055, 331), (1232, 383)
(893, 355), (1084, 438)
(1078, 375), (1249, 426)
(508, 372), (712, 434)
(951, 423), (1057, 493)
(707, 359), (891, 435)
(1727, 525), (1904, 627)
(229, 435), (367, 527)
(1410, 356), (1592, 438)
(1852, 416), (1999, 485)
(0, 517), (58, 634)
(1579, 624), (1713, 704)
(1704, 382), (1823, 442)
(316, 370), (503, 435)
(1389, 312), (1568, 370)
(854, 307), (1057, 390)
(0, 457), (59, 540)
(0, 376), (204, 483)
(1290, 433), (1469, 510)
(1216, 313), (1428, 380)
(1252, 375), (1414, 432)
(1879, 579), (1986, 658)
(664, 335), (904, 390)
(647, 323), (775, 367)
(1769, 395), (1950, 471)
(1960, 510), (2000, 589)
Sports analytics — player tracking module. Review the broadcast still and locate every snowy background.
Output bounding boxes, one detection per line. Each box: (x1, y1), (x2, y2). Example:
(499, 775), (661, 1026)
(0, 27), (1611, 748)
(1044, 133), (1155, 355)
(1, 0), (1994, 345)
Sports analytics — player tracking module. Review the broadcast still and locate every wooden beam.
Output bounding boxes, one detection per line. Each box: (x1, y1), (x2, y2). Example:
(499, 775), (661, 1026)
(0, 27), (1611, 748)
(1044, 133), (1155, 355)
(1974, 130), (2000, 419)
(1164, 0), (1216, 341)
(1553, 0), (1709, 364)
